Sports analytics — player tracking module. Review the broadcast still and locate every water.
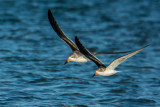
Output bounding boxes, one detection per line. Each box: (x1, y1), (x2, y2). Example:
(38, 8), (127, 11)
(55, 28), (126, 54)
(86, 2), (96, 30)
(0, 0), (160, 107)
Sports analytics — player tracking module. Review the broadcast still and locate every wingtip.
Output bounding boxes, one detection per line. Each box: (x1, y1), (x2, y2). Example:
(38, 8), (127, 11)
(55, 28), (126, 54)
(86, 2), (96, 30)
(48, 9), (55, 25)
(143, 44), (150, 49)
(146, 44), (150, 47)
(75, 36), (78, 40)
(48, 9), (52, 16)
(75, 36), (79, 44)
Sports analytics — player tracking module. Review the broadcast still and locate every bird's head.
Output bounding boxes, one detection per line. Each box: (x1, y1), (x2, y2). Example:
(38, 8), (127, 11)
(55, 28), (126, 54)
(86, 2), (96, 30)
(64, 54), (75, 64)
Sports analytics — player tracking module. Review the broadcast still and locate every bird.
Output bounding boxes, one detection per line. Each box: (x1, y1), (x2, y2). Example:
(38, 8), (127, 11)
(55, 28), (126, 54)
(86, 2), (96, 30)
(75, 36), (149, 77)
(48, 9), (131, 65)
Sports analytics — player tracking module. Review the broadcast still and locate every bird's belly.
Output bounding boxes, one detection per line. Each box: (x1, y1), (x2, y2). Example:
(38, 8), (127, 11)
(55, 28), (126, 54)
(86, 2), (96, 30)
(73, 57), (90, 63)
(99, 70), (119, 76)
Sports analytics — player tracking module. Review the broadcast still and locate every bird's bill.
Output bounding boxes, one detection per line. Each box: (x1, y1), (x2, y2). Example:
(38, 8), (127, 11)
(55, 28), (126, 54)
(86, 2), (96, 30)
(64, 58), (71, 65)
(92, 72), (98, 77)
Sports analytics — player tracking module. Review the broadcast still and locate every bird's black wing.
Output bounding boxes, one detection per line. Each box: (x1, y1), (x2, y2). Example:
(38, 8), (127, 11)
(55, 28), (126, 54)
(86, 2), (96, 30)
(92, 51), (132, 55)
(75, 36), (106, 68)
(48, 9), (79, 52)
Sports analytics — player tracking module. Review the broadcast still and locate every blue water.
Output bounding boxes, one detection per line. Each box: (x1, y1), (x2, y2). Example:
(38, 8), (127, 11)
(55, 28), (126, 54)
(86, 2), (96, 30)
(0, 0), (160, 107)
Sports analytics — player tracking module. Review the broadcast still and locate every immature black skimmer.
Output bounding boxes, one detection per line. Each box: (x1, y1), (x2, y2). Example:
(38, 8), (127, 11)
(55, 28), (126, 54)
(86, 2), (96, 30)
(48, 9), (131, 64)
(75, 36), (149, 77)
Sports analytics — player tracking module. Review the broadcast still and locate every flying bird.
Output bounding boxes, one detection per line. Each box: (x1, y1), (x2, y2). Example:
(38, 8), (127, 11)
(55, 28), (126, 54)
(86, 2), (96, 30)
(48, 9), (131, 64)
(75, 36), (149, 77)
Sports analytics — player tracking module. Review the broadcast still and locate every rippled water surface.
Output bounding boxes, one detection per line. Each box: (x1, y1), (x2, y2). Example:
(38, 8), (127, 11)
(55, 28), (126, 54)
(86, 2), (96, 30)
(0, 0), (160, 107)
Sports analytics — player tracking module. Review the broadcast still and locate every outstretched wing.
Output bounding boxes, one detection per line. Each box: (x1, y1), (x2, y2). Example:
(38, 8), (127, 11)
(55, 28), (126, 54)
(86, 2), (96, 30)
(106, 45), (149, 70)
(48, 9), (79, 52)
(92, 51), (132, 55)
(75, 36), (106, 68)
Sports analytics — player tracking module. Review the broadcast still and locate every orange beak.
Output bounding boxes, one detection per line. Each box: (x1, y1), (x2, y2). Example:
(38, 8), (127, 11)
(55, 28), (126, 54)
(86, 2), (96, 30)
(64, 58), (71, 65)
(92, 72), (98, 77)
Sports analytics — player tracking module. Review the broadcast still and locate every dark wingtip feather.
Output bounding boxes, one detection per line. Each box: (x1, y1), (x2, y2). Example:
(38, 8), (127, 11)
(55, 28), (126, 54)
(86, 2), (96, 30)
(48, 9), (53, 23)
(144, 44), (150, 48)
(75, 36), (83, 51)
(48, 9), (51, 14)
(75, 36), (79, 44)
(75, 36), (78, 41)
(48, 9), (51, 16)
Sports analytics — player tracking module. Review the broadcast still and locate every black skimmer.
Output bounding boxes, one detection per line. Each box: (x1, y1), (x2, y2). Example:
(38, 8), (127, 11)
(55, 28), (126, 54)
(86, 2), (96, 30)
(48, 9), (131, 64)
(75, 36), (149, 77)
